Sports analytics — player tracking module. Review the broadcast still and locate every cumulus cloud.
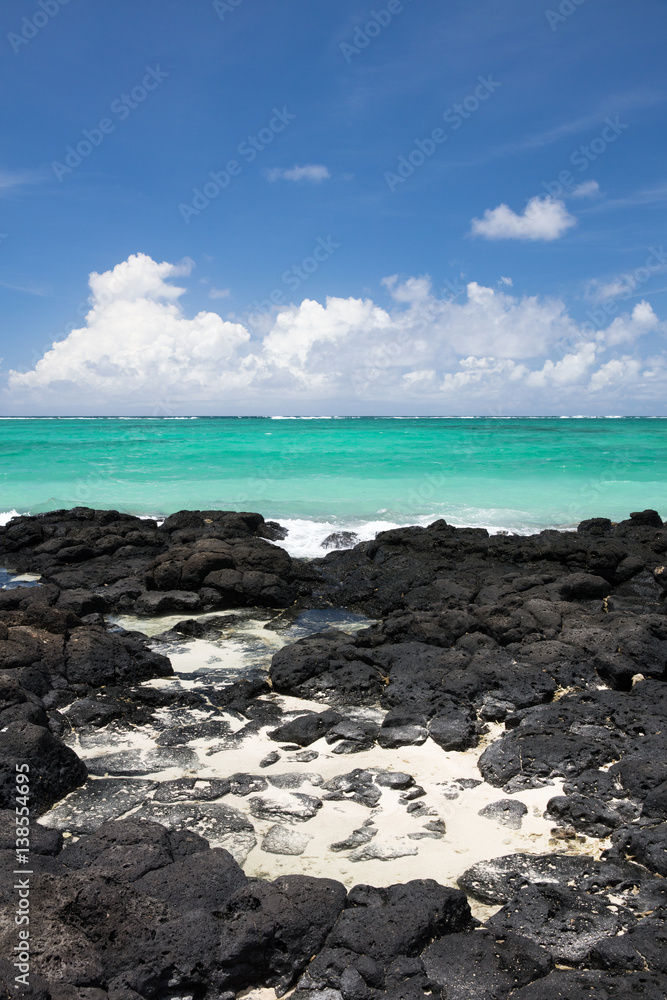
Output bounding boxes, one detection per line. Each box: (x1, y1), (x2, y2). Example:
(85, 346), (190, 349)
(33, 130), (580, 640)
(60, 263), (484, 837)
(5, 253), (666, 414)
(470, 195), (576, 241)
(603, 301), (662, 347)
(267, 164), (331, 183)
(8, 254), (250, 405)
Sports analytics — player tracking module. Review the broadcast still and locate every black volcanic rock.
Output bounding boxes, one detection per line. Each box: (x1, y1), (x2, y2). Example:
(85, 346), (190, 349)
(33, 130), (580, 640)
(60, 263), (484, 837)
(422, 929), (553, 1000)
(0, 721), (86, 814)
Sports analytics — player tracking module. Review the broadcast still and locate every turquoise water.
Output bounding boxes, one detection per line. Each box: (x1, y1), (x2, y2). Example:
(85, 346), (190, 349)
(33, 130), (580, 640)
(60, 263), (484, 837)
(1, 417), (665, 555)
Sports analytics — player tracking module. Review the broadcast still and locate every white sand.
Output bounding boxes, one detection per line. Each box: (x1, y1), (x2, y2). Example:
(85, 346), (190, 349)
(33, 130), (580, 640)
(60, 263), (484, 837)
(45, 613), (606, 919)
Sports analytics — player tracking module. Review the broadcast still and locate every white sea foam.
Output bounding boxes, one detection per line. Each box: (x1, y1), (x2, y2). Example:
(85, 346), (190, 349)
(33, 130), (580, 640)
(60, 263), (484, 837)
(0, 510), (21, 526)
(271, 514), (534, 559)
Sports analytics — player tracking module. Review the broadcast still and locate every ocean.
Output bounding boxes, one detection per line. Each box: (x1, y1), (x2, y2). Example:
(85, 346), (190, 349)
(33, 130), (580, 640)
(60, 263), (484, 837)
(1, 416), (665, 557)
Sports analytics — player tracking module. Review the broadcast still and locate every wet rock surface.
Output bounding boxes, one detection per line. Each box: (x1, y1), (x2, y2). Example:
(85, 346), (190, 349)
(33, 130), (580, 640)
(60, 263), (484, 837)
(1, 507), (666, 997)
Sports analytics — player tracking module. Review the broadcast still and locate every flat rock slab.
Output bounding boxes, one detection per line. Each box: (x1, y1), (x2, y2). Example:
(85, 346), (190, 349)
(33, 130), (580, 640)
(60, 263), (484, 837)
(228, 773), (269, 796)
(152, 777), (231, 802)
(376, 725), (428, 749)
(479, 798), (528, 830)
(268, 772), (323, 789)
(459, 853), (648, 905)
(132, 800), (256, 864)
(511, 969), (667, 999)
(84, 746), (200, 776)
(261, 824), (313, 856)
(154, 719), (232, 746)
(39, 777), (156, 834)
(348, 839), (419, 862)
(486, 884), (636, 964)
(249, 792), (322, 824)
(373, 770), (415, 789)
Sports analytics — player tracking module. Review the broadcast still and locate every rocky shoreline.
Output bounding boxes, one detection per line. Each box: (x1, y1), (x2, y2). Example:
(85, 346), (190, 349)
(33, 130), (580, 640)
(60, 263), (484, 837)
(0, 506), (666, 999)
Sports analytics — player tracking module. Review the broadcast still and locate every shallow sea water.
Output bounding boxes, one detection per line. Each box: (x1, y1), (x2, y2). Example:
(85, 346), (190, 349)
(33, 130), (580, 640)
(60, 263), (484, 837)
(1, 416), (665, 556)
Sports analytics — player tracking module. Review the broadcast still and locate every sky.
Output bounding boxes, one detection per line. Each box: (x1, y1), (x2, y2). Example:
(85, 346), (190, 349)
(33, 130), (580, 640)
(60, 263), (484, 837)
(1, 0), (667, 416)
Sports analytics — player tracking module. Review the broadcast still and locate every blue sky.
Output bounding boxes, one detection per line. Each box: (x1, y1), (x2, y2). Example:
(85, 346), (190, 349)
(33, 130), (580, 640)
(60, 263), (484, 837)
(1, 0), (666, 415)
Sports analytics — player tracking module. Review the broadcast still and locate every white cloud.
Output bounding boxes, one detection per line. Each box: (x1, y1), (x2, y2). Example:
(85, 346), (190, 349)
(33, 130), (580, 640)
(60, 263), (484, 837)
(5, 254), (666, 414)
(570, 180), (601, 199)
(209, 287), (231, 300)
(589, 357), (642, 391)
(603, 301), (662, 347)
(8, 253), (250, 404)
(586, 276), (634, 304)
(267, 164), (331, 183)
(499, 276), (513, 286)
(470, 195), (577, 241)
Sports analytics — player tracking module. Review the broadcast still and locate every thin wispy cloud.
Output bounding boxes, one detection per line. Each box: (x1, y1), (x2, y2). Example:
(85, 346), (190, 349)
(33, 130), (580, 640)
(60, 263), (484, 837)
(570, 180), (601, 199)
(470, 196), (576, 241)
(0, 280), (50, 297)
(586, 183), (667, 212)
(267, 164), (331, 183)
(448, 90), (666, 170)
(0, 168), (45, 195)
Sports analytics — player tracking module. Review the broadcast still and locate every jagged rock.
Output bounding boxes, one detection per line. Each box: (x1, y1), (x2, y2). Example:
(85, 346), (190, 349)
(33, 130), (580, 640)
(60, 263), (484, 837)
(322, 770), (381, 808)
(134, 846), (247, 910)
(324, 881), (473, 962)
(330, 824), (377, 852)
(546, 793), (624, 837)
(214, 874), (347, 994)
(0, 721), (87, 814)
(269, 709), (343, 746)
(321, 532), (360, 550)
(610, 822), (667, 876)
